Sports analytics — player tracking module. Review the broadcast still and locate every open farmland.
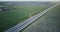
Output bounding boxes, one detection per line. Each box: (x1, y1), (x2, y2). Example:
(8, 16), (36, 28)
(0, 2), (55, 32)
(22, 4), (60, 32)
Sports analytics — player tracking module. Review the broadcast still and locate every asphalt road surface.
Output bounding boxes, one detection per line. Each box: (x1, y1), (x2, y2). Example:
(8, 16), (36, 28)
(5, 4), (58, 32)
(22, 4), (60, 32)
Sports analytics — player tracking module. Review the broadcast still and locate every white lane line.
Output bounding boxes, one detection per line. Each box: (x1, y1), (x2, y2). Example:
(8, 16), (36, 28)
(5, 4), (59, 32)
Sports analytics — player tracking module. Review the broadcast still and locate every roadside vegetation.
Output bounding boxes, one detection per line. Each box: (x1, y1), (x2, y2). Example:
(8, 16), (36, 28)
(0, 2), (55, 32)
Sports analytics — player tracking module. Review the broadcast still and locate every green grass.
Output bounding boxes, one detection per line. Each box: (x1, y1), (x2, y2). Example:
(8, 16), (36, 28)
(21, 4), (60, 32)
(0, 5), (51, 32)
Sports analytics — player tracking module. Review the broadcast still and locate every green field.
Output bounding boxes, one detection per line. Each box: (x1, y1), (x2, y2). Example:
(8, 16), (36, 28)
(0, 4), (52, 32)
(22, 4), (60, 32)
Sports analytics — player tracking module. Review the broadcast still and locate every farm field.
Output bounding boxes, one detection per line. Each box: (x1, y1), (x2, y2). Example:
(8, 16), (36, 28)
(22, 4), (60, 32)
(0, 2), (54, 32)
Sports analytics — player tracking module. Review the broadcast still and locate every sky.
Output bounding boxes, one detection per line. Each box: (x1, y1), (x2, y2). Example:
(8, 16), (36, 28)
(0, 0), (60, 1)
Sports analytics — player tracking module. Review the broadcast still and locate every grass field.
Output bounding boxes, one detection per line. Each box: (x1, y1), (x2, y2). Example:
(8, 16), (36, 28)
(0, 4), (52, 32)
(22, 4), (60, 32)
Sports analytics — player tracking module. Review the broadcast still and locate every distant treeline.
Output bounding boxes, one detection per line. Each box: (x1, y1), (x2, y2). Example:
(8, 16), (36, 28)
(0, 2), (56, 6)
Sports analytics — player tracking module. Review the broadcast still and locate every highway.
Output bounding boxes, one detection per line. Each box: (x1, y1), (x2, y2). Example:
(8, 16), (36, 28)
(5, 4), (59, 32)
(22, 4), (60, 32)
